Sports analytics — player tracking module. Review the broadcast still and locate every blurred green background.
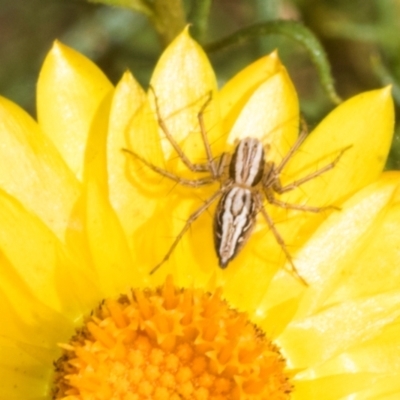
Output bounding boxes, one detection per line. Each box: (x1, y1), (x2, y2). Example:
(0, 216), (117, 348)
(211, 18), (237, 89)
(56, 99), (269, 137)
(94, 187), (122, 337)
(1, 0), (400, 167)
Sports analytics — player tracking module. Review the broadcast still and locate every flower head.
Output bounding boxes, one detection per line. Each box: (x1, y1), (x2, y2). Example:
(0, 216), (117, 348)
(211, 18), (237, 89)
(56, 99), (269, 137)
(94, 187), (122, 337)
(1, 28), (399, 399)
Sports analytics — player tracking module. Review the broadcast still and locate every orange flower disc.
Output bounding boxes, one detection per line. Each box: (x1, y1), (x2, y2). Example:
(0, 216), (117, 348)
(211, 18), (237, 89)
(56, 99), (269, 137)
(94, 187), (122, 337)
(53, 276), (291, 400)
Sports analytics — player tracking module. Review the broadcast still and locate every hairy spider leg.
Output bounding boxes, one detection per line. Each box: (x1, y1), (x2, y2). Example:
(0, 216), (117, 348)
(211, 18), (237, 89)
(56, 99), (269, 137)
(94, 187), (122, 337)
(122, 148), (215, 188)
(149, 189), (225, 275)
(257, 197), (308, 286)
(149, 86), (219, 175)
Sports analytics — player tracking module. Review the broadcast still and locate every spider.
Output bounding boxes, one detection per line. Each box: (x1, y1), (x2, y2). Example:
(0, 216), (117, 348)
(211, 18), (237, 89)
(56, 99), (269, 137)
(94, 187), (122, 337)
(123, 90), (347, 284)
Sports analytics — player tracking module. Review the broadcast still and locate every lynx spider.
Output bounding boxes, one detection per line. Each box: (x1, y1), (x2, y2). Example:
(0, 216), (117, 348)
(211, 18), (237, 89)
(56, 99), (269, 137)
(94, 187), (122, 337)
(123, 89), (347, 285)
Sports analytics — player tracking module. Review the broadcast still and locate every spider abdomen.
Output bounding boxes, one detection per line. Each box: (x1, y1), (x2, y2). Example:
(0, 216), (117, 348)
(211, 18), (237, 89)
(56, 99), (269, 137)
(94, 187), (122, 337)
(214, 186), (258, 268)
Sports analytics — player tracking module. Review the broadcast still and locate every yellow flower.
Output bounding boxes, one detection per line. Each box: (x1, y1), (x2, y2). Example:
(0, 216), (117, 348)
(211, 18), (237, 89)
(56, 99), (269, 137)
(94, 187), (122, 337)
(0, 27), (399, 399)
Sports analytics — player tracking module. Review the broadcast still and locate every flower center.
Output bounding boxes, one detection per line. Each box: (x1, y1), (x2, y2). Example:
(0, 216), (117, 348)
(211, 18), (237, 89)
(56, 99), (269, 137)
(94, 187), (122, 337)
(53, 276), (291, 399)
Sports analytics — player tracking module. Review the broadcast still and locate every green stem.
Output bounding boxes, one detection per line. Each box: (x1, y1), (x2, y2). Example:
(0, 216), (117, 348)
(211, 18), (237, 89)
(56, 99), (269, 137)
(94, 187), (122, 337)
(88, 0), (153, 17)
(205, 20), (342, 104)
(188, 0), (212, 42)
(147, 0), (187, 46)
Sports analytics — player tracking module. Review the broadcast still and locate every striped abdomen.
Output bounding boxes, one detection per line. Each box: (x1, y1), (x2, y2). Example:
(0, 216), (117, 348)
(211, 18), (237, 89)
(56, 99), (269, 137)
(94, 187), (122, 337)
(214, 187), (258, 267)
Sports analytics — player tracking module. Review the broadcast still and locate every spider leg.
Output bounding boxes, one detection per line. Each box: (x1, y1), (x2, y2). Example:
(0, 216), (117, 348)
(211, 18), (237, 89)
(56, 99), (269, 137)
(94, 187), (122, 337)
(275, 117), (309, 174)
(215, 152), (231, 178)
(122, 148), (215, 187)
(197, 92), (219, 178)
(277, 146), (351, 194)
(266, 196), (339, 213)
(149, 86), (215, 174)
(258, 200), (308, 286)
(149, 189), (223, 275)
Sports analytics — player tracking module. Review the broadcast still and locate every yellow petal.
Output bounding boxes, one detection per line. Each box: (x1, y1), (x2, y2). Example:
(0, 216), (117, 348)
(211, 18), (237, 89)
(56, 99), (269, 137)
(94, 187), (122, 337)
(283, 86), (394, 206)
(327, 171), (400, 303)
(293, 372), (379, 400)
(109, 71), (169, 258)
(0, 256), (67, 345)
(150, 27), (221, 164)
(349, 376), (400, 400)
(0, 189), (100, 325)
(0, 337), (51, 398)
(0, 96), (79, 239)
(108, 72), (159, 238)
(304, 319), (400, 377)
(269, 87), (395, 282)
(0, 189), (64, 312)
(84, 177), (141, 296)
(297, 173), (398, 316)
(219, 50), (281, 134)
(255, 172), (399, 336)
(111, 74), (188, 285)
(227, 66), (299, 163)
(37, 41), (113, 179)
(0, 197), (102, 360)
(279, 289), (400, 369)
(80, 88), (141, 295)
